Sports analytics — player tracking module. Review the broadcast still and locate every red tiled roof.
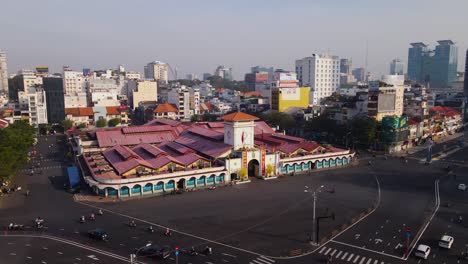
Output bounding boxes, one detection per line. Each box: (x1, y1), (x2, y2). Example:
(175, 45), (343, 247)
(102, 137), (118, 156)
(131, 143), (167, 159)
(0, 118), (9, 129)
(175, 132), (232, 159)
(65, 107), (94, 116)
(96, 129), (176, 147)
(154, 103), (178, 113)
(175, 153), (208, 166)
(159, 141), (195, 155)
(278, 143), (303, 154)
(221, 112), (259, 122)
(430, 106), (460, 117)
(145, 118), (181, 127)
(103, 145), (154, 175)
(122, 125), (173, 134)
(242, 91), (262, 97)
(106, 106), (121, 115)
(188, 126), (224, 141)
(200, 102), (215, 112)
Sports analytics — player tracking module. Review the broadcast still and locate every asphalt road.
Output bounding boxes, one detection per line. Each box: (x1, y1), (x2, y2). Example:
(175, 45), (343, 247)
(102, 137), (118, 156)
(1, 133), (467, 264)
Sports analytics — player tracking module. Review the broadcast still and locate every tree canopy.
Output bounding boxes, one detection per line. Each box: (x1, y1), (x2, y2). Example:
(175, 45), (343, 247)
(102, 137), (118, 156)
(108, 118), (122, 127)
(96, 119), (107, 128)
(0, 121), (36, 181)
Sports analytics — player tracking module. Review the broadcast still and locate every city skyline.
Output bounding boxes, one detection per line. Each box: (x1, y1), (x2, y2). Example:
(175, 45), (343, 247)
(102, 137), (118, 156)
(1, 0), (467, 80)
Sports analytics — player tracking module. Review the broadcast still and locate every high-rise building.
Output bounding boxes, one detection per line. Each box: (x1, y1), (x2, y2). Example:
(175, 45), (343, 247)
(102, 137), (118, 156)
(464, 50), (468, 95)
(214, 66), (233, 81)
(63, 66), (87, 108)
(295, 54), (340, 105)
(431, 40), (458, 87)
(87, 78), (120, 107)
(144, 61), (168, 83)
(340, 59), (351, 74)
(0, 50), (8, 95)
(390, 58), (405, 75)
(43, 77), (65, 124)
(352, 68), (366, 82)
(407, 40), (458, 87)
(167, 86), (199, 120)
(8, 70), (43, 100)
(202, 73), (212, 81)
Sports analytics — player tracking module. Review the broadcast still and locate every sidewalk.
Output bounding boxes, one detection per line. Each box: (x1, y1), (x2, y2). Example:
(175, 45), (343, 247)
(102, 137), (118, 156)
(404, 132), (464, 156)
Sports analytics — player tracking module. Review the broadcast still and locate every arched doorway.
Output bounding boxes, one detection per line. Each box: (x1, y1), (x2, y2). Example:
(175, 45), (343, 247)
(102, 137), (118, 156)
(248, 159), (260, 177)
(177, 178), (186, 190)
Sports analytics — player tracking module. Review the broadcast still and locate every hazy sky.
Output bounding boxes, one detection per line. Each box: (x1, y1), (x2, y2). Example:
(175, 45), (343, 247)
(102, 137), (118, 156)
(1, 0), (467, 80)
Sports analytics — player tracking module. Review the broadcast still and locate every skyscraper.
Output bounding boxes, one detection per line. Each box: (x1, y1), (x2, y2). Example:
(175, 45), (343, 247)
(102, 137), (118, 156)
(390, 58), (404, 75)
(431, 40), (458, 87)
(407, 40), (458, 87)
(0, 50), (8, 95)
(407, 42), (431, 84)
(296, 54), (340, 105)
(464, 50), (468, 95)
(352, 68), (366, 82)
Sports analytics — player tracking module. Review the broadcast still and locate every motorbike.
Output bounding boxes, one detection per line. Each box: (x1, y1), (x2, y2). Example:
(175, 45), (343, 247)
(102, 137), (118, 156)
(8, 223), (24, 230)
(80, 216), (85, 223)
(189, 248), (198, 256)
(128, 221), (137, 227)
(147, 226), (154, 233)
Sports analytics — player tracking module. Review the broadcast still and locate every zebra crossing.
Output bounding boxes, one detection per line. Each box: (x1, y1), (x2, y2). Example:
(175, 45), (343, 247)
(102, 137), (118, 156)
(318, 246), (390, 264)
(249, 255), (275, 264)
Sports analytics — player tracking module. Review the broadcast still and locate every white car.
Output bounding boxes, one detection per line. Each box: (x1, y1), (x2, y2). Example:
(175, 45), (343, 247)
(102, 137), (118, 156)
(458, 184), (467, 191)
(438, 235), (454, 249)
(415, 244), (431, 259)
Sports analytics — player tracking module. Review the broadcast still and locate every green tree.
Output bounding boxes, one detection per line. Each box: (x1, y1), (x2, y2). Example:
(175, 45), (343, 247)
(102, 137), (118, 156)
(191, 114), (200, 122)
(96, 119), (107, 128)
(61, 119), (74, 130)
(108, 118), (121, 127)
(77, 123), (86, 129)
(262, 111), (296, 131)
(350, 117), (378, 147)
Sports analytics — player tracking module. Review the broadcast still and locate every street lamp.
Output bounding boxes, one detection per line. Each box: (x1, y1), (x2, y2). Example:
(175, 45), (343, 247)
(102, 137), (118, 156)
(304, 185), (325, 246)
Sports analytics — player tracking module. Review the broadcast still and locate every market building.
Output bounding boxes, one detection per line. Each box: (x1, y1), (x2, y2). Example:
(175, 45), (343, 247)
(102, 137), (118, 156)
(70, 112), (354, 198)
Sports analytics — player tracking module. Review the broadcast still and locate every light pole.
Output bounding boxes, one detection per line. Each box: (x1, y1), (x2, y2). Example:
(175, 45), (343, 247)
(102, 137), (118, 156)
(305, 185), (325, 246)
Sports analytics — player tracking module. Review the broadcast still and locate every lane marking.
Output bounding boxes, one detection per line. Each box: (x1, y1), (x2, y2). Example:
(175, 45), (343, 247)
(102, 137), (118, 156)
(222, 253), (237, 258)
(335, 250), (343, 258)
(353, 255), (360, 263)
(359, 257), (366, 264)
(366, 258), (372, 264)
(319, 246), (327, 254)
(347, 253), (354, 261)
(405, 180), (440, 260)
(330, 240), (405, 260)
(330, 249), (337, 256)
(341, 252), (348, 260)
(324, 248), (332, 255)
(259, 255), (275, 263)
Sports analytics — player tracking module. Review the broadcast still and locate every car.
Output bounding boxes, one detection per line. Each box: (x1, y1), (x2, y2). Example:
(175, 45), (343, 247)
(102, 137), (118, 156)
(458, 184), (467, 191)
(438, 235), (454, 249)
(415, 244), (431, 259)
(136, 244), (170, 259)
(88, 228), (108, 241)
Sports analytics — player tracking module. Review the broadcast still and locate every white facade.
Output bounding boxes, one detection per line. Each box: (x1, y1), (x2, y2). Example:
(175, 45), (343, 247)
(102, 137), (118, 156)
(144, 61), (168, 83)
(87, 78), (120, 107)
(190, 88), (200, 115)
(18, 86), (48, 125)
(63, 69), (86, 94)
(214, 66), (233, 80)
(0, 50), (8, 95)
(296, 54), (340, 105)
(125, 71), (141, 80)
(64, 93), (87, 108)
(223, 120), (255, 150)
(167, 86), (191, 120)
(128, 80), (158, 109)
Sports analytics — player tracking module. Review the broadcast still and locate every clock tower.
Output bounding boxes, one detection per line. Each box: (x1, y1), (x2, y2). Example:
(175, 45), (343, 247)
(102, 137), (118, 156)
(222, 112), (258, 150)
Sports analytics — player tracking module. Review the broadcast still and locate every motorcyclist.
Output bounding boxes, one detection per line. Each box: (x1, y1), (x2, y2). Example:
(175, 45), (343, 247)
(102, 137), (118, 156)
(98, 209), (103, 215)
(190, 247), (197, 256)
(80, 216), (85, 223)
(459, 215), (463, 223)
(148, 226), (154, 233)
(129, 220), (136, 227)
(89, 213), (95, 220)
(165, 228), (172, 236)
(204, 246), (212, 255)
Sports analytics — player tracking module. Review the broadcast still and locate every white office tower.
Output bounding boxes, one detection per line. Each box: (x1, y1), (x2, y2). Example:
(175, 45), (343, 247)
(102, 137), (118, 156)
(63, 66), (87, 107)
(18, 86), (48, 125)
(0, 50), (8, 95)
(144, 61), (169, 83)
(295, 54), (340, 105)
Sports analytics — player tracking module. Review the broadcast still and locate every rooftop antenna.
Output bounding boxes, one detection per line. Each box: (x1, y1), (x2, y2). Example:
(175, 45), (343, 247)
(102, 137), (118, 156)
(365, 40), (369, 82)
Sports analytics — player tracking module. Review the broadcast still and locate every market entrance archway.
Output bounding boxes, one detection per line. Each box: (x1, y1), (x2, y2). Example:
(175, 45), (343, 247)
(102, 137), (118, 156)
(248, 159), (260, 177)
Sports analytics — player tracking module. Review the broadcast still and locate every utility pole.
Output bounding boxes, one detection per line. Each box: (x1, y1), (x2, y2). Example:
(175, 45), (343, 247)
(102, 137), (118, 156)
(305, 185), (325, 245)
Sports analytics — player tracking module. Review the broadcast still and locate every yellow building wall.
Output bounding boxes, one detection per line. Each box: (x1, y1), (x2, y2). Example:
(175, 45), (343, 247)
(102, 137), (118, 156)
(273, 87), (310, 112)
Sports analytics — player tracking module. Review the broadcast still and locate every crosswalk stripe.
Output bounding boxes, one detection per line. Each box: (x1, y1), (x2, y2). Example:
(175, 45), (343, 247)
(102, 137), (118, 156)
(255, 258), (271, 264)
(319, 247), (327, 254)
(324, 248), (332, 255)
(335, 251), (343, 258)
(359, 257), (366, 264)
(373, 260), (378, 264)
(330, 249), (337, 257)
(341, 252), (348, 260)
(347, 253), (354, 261)
(252, 260), (263, 264)
(259, 256), (275, 263)
(366, 259), (372, 264)
(353, 255), (360, 263)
